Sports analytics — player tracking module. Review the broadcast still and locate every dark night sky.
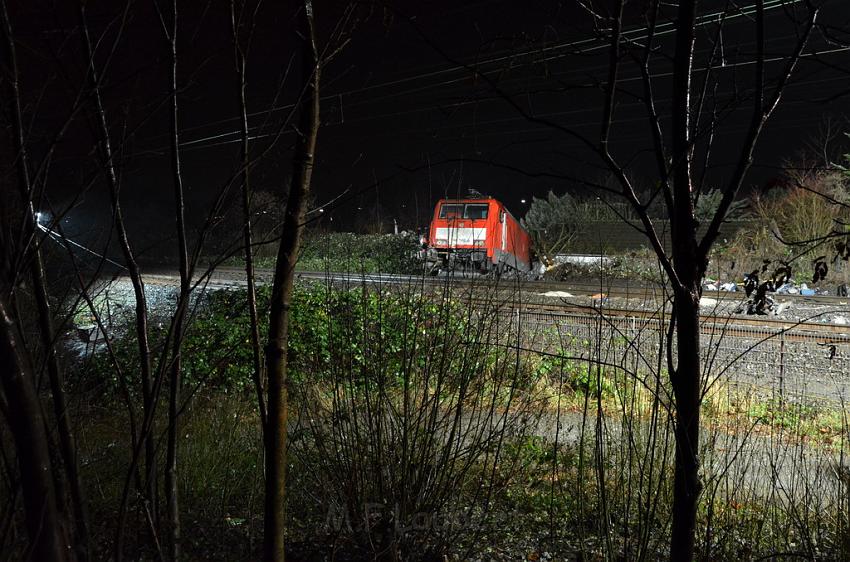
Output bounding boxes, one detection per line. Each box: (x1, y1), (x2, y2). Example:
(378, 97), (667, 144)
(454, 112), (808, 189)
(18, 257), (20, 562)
(4, 0), (850, 258)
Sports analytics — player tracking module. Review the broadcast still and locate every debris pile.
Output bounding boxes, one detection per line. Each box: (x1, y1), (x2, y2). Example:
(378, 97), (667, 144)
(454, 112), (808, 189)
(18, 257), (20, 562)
(702, 268), (845, 317)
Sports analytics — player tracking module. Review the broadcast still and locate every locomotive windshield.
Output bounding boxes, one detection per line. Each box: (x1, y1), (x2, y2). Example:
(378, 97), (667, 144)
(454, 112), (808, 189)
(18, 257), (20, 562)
(438, 203), (489, 219)
(464, 204), (489, 219)
(439, 204), (464, 218)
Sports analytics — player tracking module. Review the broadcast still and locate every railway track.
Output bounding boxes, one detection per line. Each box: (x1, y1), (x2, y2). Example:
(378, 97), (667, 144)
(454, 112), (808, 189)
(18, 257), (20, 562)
(288, 270), (850, 334)
(494, 300), (850, 343)
(115, 265), (850, 402)
(138, 266), (850, 340)
(284, 268), (850, 307)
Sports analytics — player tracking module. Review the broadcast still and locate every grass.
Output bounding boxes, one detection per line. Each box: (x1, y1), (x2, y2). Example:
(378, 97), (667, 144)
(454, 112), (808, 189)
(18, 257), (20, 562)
(75, 395), (264, 561)
(704, 389), (849, 448)
(72, 366), (850, 560)
(63, 277), (850, 561)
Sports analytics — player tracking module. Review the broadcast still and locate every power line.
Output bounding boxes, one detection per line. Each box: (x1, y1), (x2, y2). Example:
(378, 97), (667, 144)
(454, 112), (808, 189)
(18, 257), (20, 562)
(320, 98), (840, 150)
(330, 0), (798, 99)
(141, 0), (801, 149)
(172, 47), (850, 153)
(175, 28), (814, 151)
(37, 222), (126, 270)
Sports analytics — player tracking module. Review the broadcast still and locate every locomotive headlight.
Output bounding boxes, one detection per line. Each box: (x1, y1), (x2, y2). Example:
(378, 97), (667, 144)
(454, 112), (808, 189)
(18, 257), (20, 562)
(435, 238), (448, 245)
(473, 240), (485, 247)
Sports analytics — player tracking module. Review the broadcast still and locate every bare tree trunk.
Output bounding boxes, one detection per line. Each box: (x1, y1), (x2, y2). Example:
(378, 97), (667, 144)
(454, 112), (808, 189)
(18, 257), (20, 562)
(668, 2), (702, 560)
(2, 2), (89, 560)
(0, 2), (88, 559)
(264, 2), (319, 560)
(165, 1), (189, 559)
(0, 295), (71, 562)
(231, 0), (268, 432)
(413, 1), (820, 560)
(669, 292), (702, 561)
(77, 6), (158, 557)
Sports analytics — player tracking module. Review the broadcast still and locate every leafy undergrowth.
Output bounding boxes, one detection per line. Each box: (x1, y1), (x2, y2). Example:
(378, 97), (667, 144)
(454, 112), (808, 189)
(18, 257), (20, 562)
(229, 231), (425, 274)
(76, 387), (850, 561)
(68, 281), (850, 561)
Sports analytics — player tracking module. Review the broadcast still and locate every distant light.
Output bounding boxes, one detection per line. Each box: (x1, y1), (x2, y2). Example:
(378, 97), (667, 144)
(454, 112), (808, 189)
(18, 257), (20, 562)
(319, 208), (324, 213)
(520, 199), (527, 204)
(34, 211), (43, 223)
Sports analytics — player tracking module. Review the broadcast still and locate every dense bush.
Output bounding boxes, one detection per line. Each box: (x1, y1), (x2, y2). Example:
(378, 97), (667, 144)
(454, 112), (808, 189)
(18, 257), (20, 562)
(84, 282), (472, 395)
(73, 276), (850, 560)
(286, 282), (545, 560)
(285, 231), (424, 274)
(233, 231), (424, 274)
(727, 168), (850, 282)
(82, 280), (545, 559)
(522, 191), (582, 261)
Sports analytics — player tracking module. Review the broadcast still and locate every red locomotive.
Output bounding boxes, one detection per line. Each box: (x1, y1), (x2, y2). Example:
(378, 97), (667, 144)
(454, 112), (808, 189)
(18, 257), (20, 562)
(426, 196), (532, 274)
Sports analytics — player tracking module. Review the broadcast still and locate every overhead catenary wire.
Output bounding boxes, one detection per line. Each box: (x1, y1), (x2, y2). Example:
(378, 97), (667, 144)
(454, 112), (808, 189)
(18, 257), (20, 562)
(138, 0), (807, 152)
(173, 28), (822, 150)
(171, 47), (850, 154)
(37, 222), (127, 270)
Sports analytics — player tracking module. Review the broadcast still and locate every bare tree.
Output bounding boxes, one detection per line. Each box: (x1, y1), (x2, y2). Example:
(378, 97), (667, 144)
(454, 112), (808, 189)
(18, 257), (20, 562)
(570, 3), (819, 559)
(264, 1), (320, 559)
(75, 6), (169, 558)
(1, 1), (87, 559)
(231, 0), (268, 433)
(0, 296), (71, 561)
(157, 0), (191, 558)
(415, 1), (823, 559)
(3, 0), (345, 559)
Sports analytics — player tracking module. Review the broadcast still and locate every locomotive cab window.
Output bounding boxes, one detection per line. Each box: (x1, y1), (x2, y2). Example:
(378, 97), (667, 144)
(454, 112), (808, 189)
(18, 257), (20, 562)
(439, 204), (464, 218)
(463, 204), (489, 220)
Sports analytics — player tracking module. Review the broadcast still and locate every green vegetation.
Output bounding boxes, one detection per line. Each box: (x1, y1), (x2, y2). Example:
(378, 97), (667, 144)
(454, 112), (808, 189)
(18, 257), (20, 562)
(298, 231), (424, 273)
(522, 191), (582, 261)
(85, 283), (473, 395)
(71, 280), (850, 560)
(242, 231), (424, 274)
(725, 166), (850, 282)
